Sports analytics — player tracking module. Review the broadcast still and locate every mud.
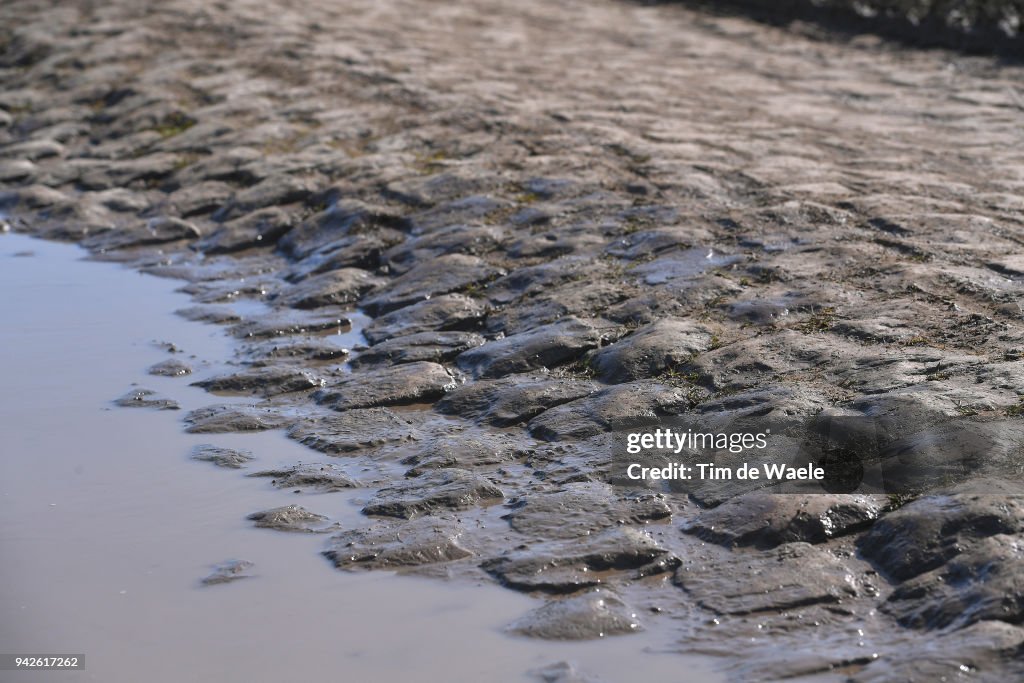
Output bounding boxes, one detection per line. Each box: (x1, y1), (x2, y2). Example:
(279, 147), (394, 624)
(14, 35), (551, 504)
(200, 560), (255, 586)
(3, 0), (1024, 679)
(191, 443), (255, 469)
(3, 234), (722, 683)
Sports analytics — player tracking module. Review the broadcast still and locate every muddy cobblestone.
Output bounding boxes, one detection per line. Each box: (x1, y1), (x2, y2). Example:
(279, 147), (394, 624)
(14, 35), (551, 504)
(4, 0), (1024, 677)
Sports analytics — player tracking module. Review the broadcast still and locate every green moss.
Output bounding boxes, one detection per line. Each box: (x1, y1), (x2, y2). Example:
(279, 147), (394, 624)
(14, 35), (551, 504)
(565, 356), (597, 379)
(413, 150), (449, 174)
(153, 111), (196, 138)
(902, 335), (931, 346)
(886, 492), (918, 511)
(800, 307), (836, 333)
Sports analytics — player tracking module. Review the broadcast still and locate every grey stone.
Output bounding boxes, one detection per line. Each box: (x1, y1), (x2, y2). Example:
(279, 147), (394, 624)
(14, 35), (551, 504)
(0, 159), (37, 183)
(314, 361), (457, 410)
(528, 662), (597, 683)
(408, 194), (510, 232)
(382, 223), (505, 274)
(248, 463), (359, 491)
(481, 527), (677, 593)
(858, 494), (1024, 581)
(84, 216), (200, 250)
(273, 268), (384, 309)
(285, 233), (400, 279)
(147, 358), (193, 376)
(323, 518), (473, 569)
(507, 589), (642, 640)
(215, 173), (315, 220)
(191, 444), (254, 469)
(198, 207), (295, 254)
(362, 468), (504, 519)
(1, 138), (64, 160)
(243, 340), (349, 363)
(401, 431), (517, 476)
(246, 505), (332, 532)
(168, 180), (234, 218)
(286, 408), (420, 455)
(351, 331), (485, 368)
(184, 404), (289, 433)
(849, 621), (1024, 683)
(77, 154), (181, 191)
(174, 305), (242, 324)
(674, 543), (858, 615)
(590, 319), (713, 383)
(278, 201), (410, 259)
(436, 374), (600, 427)
(113, 388), (179, 410)
(93, 188), (150, 213)
(683, 492), (885, 549)
(504, 483), (671, 540)
(485, 279), (631, 337)
(362, 293), (487, 345)
(362, 254), (504, 315)
(528, 382), (691, 441)
(192, 367), (322, 397)
(604, 228), (692, 260)
(200, 560), (254, 586)
(456, 317), (612, 379)
(230, 312), (350, 339)
(883, 533), (1024, 630)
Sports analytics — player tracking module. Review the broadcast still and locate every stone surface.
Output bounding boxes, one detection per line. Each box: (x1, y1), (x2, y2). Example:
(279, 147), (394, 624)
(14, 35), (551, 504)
(456, 317), (613, 379)
(84, 216), (200, 250)
(147, 358), (193, 377)
(191, 444), (254, 469)
(362, 254), (504, 315)
(6, 0), (1024, 675)
(323, 518), (473, 569)
(362, 468), (504, 519)
(242, 340), (350, 363)
(351, 331), (485, 368)
(858, 494), (1024, 581)
(590, 319), (713, 383)
(246, 505), (332, 533)
(528, 662), (598, 683)
(286, 408), (420, 454)
(248, 463), (359, 491)
(229, 313), (350, 339)
(683, 493), (885, 549)
(400, 431), (517, 476)
(273, 268), (384, 309)
(193, 367), (323, 397)
(674, 543), (859, 615)
(184, 404), (289, 433)
(482, 528), (678, 593)
(436, 374), (600, 427)
(528, 382), (691, 441)
(883, 533), (1024, 630)
(197, 207), (295, 254)
(507, 589), (642, 640)
(113, 388), (179, 411)
(504, 483), (672, 540)
(314, 362), (457, 410)
(362, 293), (488, 345)
(200, 560), (255, 586)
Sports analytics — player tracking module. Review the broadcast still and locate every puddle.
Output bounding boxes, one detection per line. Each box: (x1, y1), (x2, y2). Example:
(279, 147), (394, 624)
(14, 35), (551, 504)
(0, 233), (725, 683)
(631, 248), (742, 286)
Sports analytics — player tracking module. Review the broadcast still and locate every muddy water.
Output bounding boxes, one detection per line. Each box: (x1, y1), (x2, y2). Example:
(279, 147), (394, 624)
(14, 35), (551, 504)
(0, 232), (723, 683)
